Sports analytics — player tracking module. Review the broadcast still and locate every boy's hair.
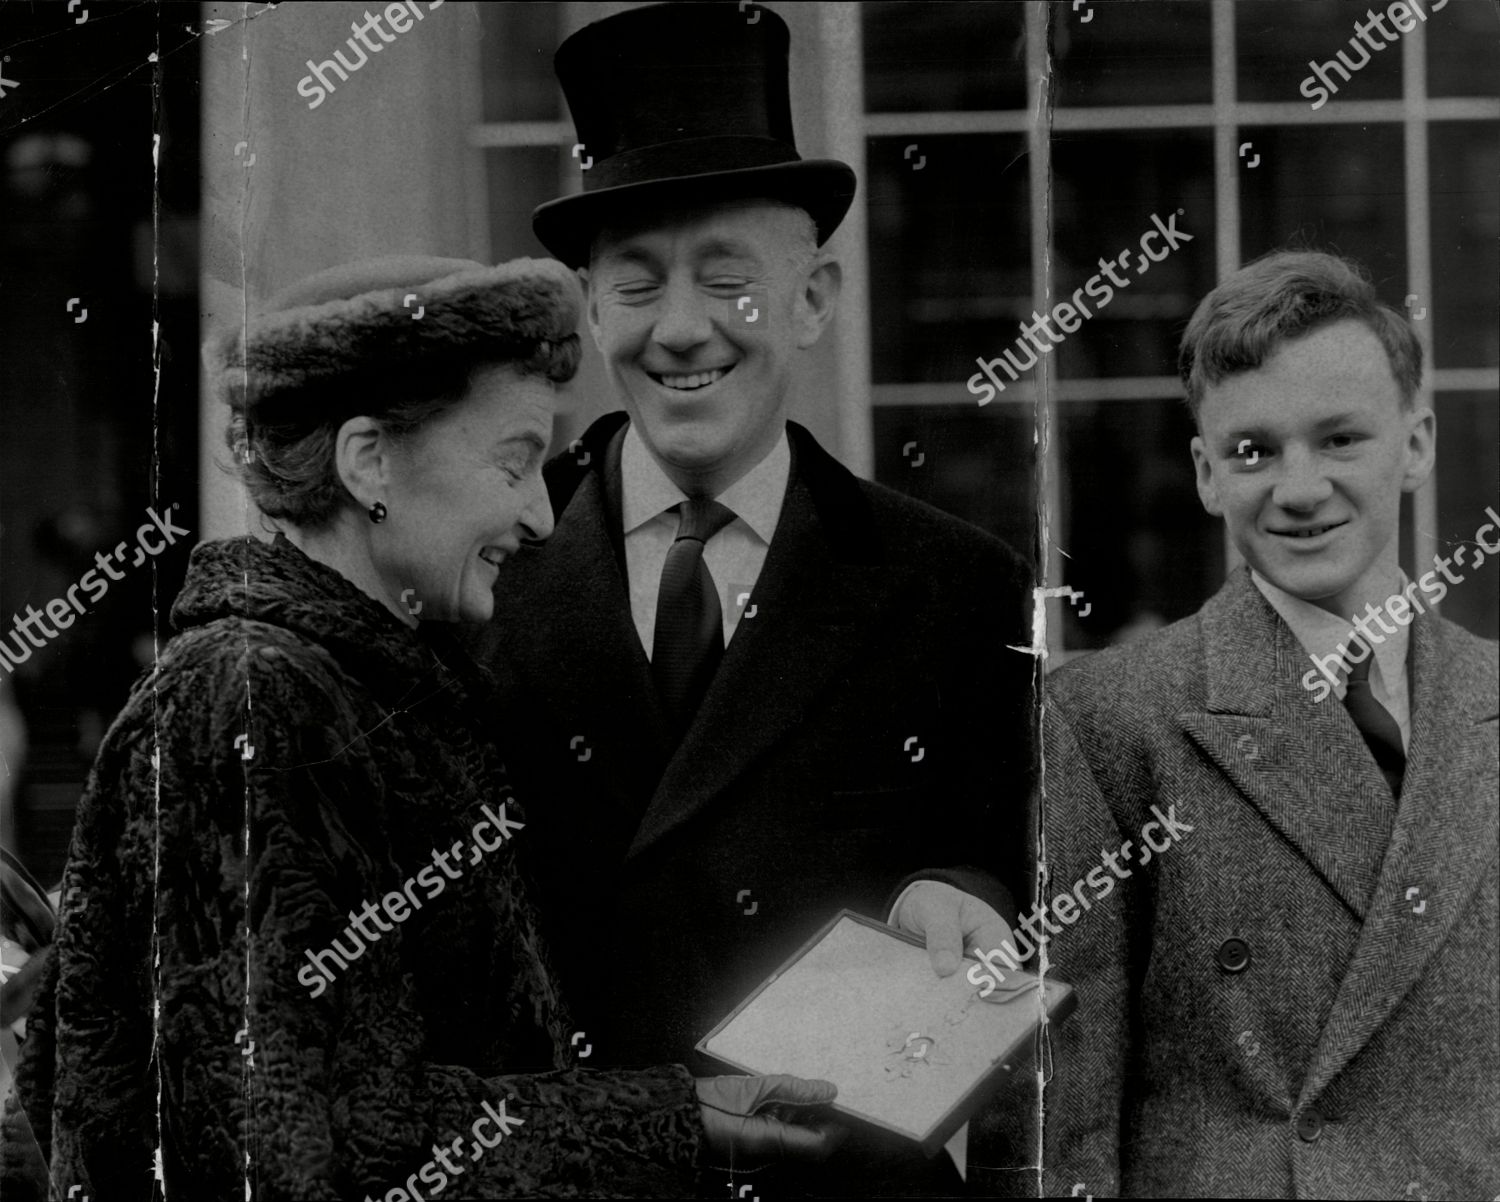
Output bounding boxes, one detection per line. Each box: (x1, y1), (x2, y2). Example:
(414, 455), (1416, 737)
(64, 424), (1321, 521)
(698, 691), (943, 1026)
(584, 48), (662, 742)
(1178, 249), (1422, 419)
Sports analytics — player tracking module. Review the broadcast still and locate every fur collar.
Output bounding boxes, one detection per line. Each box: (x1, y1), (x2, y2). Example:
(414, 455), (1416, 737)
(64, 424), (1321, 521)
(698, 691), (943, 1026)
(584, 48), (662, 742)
(170, 533), (486, 701)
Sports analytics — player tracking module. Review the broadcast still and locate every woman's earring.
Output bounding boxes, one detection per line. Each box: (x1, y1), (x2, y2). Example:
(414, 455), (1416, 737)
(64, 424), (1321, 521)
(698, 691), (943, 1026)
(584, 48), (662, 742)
(368, 500), (388, 524)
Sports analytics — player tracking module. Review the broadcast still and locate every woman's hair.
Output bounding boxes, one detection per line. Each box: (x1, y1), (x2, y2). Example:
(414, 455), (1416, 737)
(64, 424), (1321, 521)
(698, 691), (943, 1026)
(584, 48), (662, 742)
(224, 338), (579, 529)
(1178, 249), (1422, 421)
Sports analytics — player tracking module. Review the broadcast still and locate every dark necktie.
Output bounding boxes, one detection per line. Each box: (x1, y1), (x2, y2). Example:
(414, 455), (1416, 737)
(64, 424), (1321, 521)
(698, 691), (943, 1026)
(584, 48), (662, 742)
(651, 498), (736, 733)
(1343, 653), (1405, 799)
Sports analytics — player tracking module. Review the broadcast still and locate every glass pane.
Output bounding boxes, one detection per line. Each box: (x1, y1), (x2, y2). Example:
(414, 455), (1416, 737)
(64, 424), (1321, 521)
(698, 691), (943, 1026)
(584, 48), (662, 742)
(862, 1), (1027, 113)
(1050, 130), (1216, 379)
(866, 134), (1031, 385)
(1055, 399), (1223, 649)
(1053, 0), (1212, 107)
(1239, 124), (1408, 296)
(872, 405), (1037, 563)
(1238, 0), (1403, 106)
(1427, 0), (1500, 99)
(1430, 121), (1500, 368)
(1400, 490), (1417, 577)
(1433, 392), (1500, 639)
(486, 147), (564, 262)
(478, 1), (561, 122)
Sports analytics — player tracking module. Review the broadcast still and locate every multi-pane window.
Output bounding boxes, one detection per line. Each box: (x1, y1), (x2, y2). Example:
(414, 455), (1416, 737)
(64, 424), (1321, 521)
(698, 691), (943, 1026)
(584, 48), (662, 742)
(858, 0), (1498, 654)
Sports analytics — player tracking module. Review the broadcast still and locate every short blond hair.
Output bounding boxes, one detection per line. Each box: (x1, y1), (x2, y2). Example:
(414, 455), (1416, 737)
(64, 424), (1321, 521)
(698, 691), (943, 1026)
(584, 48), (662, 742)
(1180, 250), (1422, 420)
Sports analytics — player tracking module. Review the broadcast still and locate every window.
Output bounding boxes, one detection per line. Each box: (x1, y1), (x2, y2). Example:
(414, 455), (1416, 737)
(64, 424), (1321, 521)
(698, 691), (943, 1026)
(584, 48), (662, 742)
(857, 0), (1499, 653)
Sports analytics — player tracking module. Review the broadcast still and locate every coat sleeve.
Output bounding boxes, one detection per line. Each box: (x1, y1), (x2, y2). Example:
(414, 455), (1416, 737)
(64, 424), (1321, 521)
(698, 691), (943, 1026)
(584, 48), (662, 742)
(13, 633), (707, 1202)
(1033, 694), (1136, 1198)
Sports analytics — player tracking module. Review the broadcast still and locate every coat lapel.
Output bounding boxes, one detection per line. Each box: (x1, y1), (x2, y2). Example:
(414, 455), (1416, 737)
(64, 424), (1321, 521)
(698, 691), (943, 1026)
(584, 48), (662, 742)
(1299, 610), (1499, 1105)
(1177, 570), (1399, 921)
(625, 424), (917, 860)
(487, 418), (672, 801)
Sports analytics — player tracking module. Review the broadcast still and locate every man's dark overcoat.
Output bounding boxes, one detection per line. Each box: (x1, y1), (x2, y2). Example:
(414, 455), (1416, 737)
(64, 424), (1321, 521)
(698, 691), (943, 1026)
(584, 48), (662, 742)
(467, 412), (1037, 1080)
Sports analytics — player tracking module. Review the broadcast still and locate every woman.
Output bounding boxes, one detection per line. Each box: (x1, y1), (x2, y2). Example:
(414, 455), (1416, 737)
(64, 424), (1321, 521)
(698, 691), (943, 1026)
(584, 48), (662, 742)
(0, 257), (836, 1199)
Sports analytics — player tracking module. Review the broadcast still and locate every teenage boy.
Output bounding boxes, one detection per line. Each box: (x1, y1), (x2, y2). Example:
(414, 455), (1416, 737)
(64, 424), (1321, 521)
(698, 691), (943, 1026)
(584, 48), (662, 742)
(1036, 250), (1497, 1198)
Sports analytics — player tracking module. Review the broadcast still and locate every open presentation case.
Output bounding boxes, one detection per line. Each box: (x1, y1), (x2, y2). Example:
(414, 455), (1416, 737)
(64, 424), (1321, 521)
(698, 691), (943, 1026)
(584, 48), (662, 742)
(698, 910), (1076, 1155)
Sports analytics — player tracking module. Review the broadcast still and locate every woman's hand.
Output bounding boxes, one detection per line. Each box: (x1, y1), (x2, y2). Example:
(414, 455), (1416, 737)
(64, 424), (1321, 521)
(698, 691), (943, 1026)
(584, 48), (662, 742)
(695, 1073), (843, 1169)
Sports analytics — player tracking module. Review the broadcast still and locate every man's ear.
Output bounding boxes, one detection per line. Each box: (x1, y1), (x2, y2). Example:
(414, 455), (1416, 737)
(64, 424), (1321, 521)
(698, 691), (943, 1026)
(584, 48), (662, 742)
(1400, 403), (1436, 493)
(580, 267), (606, 353)
(334, 416), (391, 510)
(1189, 434), (1223, 517)
(793, 254), (842, 350)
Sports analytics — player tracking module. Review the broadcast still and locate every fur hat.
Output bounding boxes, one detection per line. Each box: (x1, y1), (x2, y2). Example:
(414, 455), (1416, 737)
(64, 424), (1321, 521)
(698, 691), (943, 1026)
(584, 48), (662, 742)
(207, 255), (583, 413)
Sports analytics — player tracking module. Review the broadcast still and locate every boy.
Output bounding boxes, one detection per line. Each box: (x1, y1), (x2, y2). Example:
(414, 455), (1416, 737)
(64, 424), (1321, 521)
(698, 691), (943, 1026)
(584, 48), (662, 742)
(1037, 250), (1497, 1198)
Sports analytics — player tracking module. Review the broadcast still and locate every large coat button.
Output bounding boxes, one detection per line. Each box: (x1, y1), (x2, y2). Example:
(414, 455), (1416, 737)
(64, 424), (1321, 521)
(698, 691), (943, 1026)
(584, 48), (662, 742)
(1216, 937), (1251, 973)
(1295, 1108), (1324, 1142)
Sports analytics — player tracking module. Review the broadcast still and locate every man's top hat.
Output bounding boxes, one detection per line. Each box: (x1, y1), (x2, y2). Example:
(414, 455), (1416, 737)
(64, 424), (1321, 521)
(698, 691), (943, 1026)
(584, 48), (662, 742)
(532, 2), (857, 268)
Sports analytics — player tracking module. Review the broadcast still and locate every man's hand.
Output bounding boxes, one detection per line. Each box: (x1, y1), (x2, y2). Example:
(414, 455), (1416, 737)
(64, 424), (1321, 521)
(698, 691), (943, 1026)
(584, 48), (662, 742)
(695, 1073), (842, 1170)
(893, 880), (1017, 979)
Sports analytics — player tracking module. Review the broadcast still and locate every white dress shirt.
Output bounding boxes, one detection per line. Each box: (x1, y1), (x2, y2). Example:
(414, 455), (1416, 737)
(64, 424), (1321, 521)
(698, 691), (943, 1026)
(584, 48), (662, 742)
(1251, 569), (1411, 752)
(621, 424), (790, 658)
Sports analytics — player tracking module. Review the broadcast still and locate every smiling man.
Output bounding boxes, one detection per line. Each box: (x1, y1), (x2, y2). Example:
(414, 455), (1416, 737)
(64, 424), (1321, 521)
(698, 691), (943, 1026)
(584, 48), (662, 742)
(463, 3), (1036, 1197)
(1031, 250), (1498, 1197)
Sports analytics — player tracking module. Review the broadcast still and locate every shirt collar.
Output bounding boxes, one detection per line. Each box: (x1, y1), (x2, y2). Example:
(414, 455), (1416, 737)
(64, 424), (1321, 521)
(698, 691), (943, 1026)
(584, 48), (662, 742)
(1250, 568), (1410, 692)
(620, 422), (790, 545)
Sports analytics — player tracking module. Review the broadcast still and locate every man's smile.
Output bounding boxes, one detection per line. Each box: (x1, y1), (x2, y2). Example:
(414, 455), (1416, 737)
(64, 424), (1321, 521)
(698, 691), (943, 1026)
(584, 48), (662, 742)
(646, 365), (734, 392)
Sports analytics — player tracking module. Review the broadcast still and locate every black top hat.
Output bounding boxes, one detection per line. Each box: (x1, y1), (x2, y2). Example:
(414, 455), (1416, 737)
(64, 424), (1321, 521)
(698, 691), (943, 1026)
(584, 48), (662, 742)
(532, 2), (857, 268)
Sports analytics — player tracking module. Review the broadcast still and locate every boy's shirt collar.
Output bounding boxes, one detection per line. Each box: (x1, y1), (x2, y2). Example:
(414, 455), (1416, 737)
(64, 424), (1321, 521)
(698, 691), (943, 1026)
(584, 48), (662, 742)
(1250, 568), (1411, 751)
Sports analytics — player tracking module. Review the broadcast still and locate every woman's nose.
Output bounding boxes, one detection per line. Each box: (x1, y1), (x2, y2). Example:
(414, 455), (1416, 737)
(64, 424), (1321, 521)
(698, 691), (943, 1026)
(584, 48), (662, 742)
(520, 475), (554, 541)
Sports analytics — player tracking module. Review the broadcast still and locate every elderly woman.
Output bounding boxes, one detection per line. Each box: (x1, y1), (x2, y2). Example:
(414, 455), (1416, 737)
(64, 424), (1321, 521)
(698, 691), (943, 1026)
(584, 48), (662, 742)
(0, 257), (836, 1200)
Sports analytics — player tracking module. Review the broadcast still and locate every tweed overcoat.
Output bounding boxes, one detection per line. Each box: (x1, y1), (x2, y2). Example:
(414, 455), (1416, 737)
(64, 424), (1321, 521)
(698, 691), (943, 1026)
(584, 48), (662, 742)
(1033, 568), (1498, 1199)
(0, 535), (705, 1201)
(464, 413), (1037, 1080)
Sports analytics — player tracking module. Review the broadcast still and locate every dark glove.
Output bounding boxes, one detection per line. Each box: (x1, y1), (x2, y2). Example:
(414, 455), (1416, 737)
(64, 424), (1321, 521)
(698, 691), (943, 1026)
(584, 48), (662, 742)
(695, 1073), (842, 1170)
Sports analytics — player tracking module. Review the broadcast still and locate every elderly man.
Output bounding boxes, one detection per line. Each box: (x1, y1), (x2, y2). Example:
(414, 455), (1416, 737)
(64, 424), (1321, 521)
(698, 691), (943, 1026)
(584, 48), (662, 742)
(468, 4), (1036, 1194)
(1035, 250), (1498, 1198)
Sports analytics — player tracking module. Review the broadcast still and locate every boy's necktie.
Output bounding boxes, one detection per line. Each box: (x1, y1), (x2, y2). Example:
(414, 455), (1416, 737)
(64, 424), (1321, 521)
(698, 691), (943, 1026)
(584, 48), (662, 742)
(1343, 653), (1405, 799)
